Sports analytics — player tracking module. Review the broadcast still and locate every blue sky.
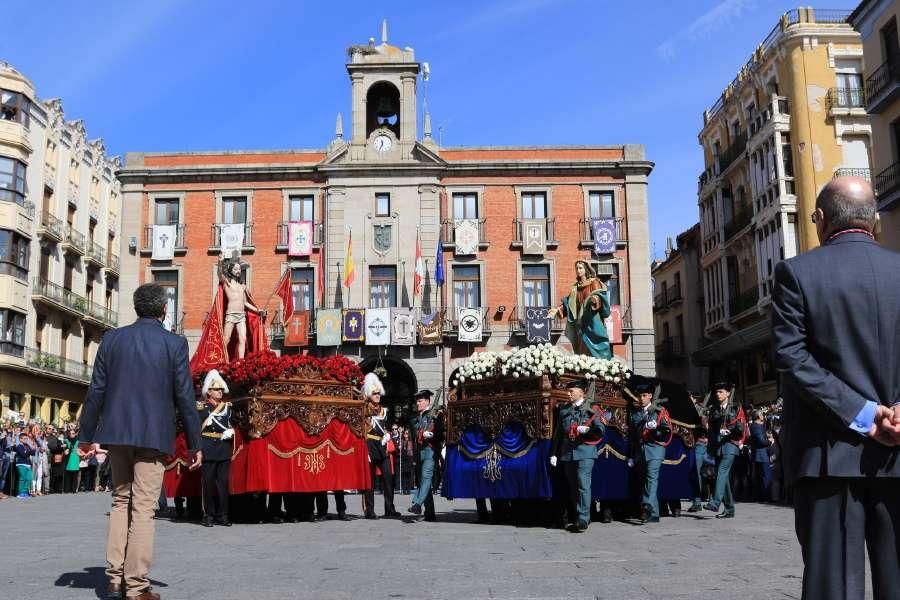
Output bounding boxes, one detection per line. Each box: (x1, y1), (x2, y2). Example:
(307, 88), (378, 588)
(1, 0), (821, 259)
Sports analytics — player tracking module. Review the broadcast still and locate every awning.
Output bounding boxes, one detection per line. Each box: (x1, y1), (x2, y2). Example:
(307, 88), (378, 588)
(692, 318), (772, 365)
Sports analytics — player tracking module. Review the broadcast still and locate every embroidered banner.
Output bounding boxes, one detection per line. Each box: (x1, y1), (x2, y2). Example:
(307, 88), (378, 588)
(418, 311), (444, 345)
(525, 307), (551, 344)
(592, 218), (617, 255)
(151, 224), (176, 261)
(316, 309), (342, 347)
(219, 223), (245, 257)
(457, 307), (483, 342)
(522, 219), (546, 255)
(283, 310), (310, 347)
(391, 308), (416, 345)
(342, 308), (365, 343)
(288, 221), (313, 257)
(365, 308), (391, 346)
(454, 219), (479, 256)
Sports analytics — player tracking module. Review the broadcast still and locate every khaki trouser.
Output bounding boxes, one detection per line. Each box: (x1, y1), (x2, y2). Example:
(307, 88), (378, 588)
(106, 446), (166, 596)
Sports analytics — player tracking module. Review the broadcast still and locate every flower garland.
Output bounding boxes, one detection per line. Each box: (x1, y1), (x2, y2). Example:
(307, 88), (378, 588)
(195, 351), (364, 396)
(452, 343), (631, 387)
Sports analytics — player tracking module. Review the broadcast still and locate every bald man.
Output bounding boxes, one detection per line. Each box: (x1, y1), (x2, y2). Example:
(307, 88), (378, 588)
(772, 176), (900, 600)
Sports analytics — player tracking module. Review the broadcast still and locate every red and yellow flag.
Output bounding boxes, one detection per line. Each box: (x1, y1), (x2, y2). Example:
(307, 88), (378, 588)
(343, 230), (355, 288)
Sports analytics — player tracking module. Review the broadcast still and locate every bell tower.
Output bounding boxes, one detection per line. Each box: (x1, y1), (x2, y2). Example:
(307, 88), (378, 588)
(346, 21), (419, 161)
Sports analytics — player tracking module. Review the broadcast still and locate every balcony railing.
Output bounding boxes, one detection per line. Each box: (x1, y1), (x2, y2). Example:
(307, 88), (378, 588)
(826, 87), (865, 110)
(211, 222), (253, 249)
(107, 253), (120, 274)
(578, 217), (627, 245)
(85, 300), (118, 328)
(270, 311), (317, 338)
(86, 240), (106, 266)
(666, 282), (682, 305)
(508, 306), (566, 335)
(723, 205), (754, 241)
(717, 133), (747, 173)
(655, 336), (685, 362)
(834, 168), (871, 181)
(24, 347), (92, 383)
(511, 218), (558, 246)
(444, 307), (492, 336)
(440, 219), (488, 247)
(653, 292), (667, 311)
(63, 225), (86, 255)
(141, 224), (187, 252)
(865, 57), (900, 112)
(38, 211), (64, 241)
(275, 222), (324, 248)
(32, 277), (89, 316)
(874, 161), (900, 200)
(729, 286), (760, 318)
(808, 9), (852, 23)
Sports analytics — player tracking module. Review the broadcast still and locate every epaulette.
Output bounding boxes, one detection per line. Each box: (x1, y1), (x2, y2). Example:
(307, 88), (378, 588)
(196, 401), (205, 411)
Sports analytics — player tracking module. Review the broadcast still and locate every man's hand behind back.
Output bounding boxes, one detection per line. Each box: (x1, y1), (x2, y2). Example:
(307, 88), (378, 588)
(869, 405), (900, 446)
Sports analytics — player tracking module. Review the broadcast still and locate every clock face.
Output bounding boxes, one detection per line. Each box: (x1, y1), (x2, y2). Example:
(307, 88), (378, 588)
(373, 134), (393, 153)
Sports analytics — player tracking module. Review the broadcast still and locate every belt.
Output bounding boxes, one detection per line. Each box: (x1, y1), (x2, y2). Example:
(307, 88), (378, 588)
(366, 434), (383, 441)
(202, 432), (223, 439)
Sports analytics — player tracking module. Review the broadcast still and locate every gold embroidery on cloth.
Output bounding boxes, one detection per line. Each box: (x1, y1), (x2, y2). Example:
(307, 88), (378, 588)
(267, 440), (356, 473)
(458, 440), (537, 483)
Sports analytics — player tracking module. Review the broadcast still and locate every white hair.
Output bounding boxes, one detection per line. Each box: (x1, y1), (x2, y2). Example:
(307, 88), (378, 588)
(362, 372), (385, 398)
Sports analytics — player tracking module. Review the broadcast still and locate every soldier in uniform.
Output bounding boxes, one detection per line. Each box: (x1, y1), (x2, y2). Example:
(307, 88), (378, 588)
(408, 389), (441, 521)
(687, 391), (709, 512)
(704, 381), (747, 518)
(553, 379), (605, 533)
(362, 373), (400, 520)
(198, 369), (234, 527)
(629, 383), (673, 523)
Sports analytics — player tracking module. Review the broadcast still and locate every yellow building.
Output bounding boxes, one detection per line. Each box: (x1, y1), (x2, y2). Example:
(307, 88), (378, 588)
(0, 62), (122, 425)
(849, 0), (900, 250)
(694, 9), (869, 405)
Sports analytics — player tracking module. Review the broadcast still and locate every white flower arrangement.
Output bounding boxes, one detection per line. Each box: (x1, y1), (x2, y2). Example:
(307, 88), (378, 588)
(451, 343), (632, 387)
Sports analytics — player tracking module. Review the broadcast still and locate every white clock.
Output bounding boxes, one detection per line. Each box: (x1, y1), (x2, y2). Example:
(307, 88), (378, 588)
(373, 134), (393, 153)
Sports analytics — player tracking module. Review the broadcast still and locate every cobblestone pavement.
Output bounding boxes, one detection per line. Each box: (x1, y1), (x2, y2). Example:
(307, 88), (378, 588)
(0, 492), (870, 600)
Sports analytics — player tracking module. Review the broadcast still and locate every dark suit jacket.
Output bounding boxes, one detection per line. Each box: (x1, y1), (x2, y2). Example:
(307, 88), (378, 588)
(772, 232), (900, 483)
(78, 317), (201, 455)
(748, 423), (769, 463)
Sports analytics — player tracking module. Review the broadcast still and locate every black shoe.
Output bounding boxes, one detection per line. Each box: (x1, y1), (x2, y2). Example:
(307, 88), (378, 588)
(338, 512), (351, 521)
(202, 516), (214, 527)
(424, 516), (436, 522)
(716, 512), (735, 519)
(384, 509), (401, 518)
(408, 504), (422, 515)
(600, 507), (613, 524)
(671, 506), (682, 518)
(286, 517), (299, 523)
(215, 518), (232, 527)
(568, 521), (588, 533)
(269, 515), (284, 524)
(687, 504), (702, 513)
(364, 512), (379, 520)
(703, 502), (719, 513)
(639, 503), (652, 523)
(314, 513), (327, 522)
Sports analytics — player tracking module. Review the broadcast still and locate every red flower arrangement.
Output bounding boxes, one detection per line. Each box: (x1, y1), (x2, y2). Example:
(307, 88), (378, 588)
(194, 351), (364, 396)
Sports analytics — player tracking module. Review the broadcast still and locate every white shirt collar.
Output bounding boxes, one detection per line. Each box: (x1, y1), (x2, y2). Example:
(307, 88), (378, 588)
(572, 399), (585, 408)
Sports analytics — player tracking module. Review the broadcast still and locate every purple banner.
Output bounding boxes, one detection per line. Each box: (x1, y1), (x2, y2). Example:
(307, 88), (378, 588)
(592, 218), (616, 255)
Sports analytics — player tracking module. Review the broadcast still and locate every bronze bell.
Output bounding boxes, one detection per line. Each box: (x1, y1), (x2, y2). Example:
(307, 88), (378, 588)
(375, 96), (396, 119)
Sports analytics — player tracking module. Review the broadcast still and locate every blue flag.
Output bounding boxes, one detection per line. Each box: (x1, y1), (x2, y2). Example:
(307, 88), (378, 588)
(435, 238), (445, 286)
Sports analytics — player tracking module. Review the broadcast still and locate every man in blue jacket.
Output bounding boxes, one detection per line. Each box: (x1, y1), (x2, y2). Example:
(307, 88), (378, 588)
(79, 283), (202, 600)
(772, 176), (900, 600)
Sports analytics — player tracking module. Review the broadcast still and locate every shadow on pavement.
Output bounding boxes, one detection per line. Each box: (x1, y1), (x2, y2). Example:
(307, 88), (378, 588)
(54, 566), (167, 600)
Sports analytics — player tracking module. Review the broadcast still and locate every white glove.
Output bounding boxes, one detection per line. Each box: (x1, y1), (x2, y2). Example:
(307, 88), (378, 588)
(423, 431), (434, 439)
(627, 458), (635, 468)
(576, 425), (589, 434)
(720, 429), (730, 436)
(549, 456), (558, 467)
(646, 420), (657, 430)
(221, 428), (234, 441)
(381, 433), (390, 446)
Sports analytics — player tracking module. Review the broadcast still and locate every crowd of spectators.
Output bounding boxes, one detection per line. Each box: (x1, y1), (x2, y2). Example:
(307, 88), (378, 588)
(0, 419), (111, 499)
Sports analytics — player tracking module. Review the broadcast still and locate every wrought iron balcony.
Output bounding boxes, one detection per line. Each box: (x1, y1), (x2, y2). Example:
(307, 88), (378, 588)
(275, 221), (324, 249)
(723, 205), (754, 241)
(826, 87), (865, 111)
(37, 211), (64, 242)
(508, 306), (566, 336)
(833, 168), (871, 181)
(717, 133), (747, 173)
(85, 240), (106, 268)
(211, 222), (253, 249)
(106, 253), (120, 276)
(440, 219), (488, 248)
(729, 286), (760, 318)
(578, 217), (626, 247)
(511, 218), (559, 246)
(865, 57), (900, 113)
(653, 292), (667, 312)
(25, 347), (92, 383)
(665, 282), (683, 306)
(141, 224), (187, 252)
(32, 277), (90, 317)
(62, 225), (86, 256)
(84, 300), (118, 329)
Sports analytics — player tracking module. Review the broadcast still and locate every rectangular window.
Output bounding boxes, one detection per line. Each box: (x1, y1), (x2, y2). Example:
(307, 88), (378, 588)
(291, 268), (314, 312)
(522, 264), (550, 307)
(289, 194), (314, 222)
(369, 266), (397, 308)
(452, 265), (481, 308)
(153, 270), (179, 332)
(222, 196), (247, 224)
(588, 191), (614, 218)
(781, 133), (794, 178)
(0, 309), (26, 356)
(375, 193), (391, 217)
(452, 193), (478, 219)
(63, 261), (73, 291)
(154, 199), (180, 225)
(60, 327), (69, 361)
(0, 229), (30, 281)
(0, 156), (26, 205)
(606, 264), (621, 306)
(521, 192), (547, 219)
(0, 89), (31, 128)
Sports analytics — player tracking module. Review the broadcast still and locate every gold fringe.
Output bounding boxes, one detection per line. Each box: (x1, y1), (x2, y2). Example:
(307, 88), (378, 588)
(267, 440), (356, 459)
(458, 439), (536, 460)
(662, 453), (687, 466)
(596, 443), (628, 461)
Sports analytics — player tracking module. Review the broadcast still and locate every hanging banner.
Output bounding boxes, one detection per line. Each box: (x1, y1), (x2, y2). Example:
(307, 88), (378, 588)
(365, 308), (391, 346)
(219, 223), (245, 257)
(283, 310), (310, 347)
(151, 224), (176, 261)
(454, 219), (479, 256)
(522, 219), (546, 255)
(592, 218), (617, 255)
(316, 309), (342, 347)
(342, 308), (365, 343)
(605, 305), (623, 345)
(288, 221), (313, 257)
(418, 311), (444, 345)
(457, 307), (483, 343)
(525, 307), (551, 344)
(391, 308), (416, 346)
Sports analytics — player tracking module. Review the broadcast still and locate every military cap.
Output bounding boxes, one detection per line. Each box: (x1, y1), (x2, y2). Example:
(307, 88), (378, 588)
(414, 389), (434, 399)
(565, 379), (589, 390)
(711, 381), (733, 392)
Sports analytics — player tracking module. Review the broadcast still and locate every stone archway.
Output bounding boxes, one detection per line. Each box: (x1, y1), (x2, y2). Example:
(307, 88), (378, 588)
(359, 356), (418, 425)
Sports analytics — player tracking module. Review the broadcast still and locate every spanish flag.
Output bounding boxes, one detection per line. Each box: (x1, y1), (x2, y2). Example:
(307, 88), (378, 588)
(343, 229), (355, 288)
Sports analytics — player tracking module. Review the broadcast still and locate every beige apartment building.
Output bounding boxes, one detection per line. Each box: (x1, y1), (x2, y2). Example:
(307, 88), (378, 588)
(0, 63), (121, 425)
(694, 8), (868, 405)
(850, 0), (900, 250)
